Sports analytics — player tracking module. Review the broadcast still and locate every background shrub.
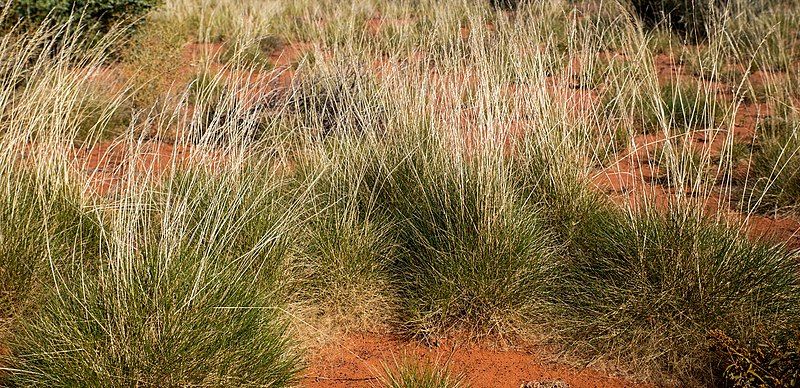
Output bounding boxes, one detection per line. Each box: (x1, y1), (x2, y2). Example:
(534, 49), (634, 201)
(6, 0), (160, 34)
(489, 0), (527, 10)
(629, 0), (725, 40)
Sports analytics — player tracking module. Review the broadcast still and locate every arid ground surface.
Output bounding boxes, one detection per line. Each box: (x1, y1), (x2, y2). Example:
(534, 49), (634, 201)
(0, 0), (799, 387)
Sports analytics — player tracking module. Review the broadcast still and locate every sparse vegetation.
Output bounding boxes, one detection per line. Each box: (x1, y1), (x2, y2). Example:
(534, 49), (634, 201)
(0, 0), (799, 386)
(745, 116), (800, 215)
(645, 82), (722, 134)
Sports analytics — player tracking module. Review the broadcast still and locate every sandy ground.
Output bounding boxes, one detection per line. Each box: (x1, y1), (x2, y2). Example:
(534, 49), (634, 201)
(303, 333), (649, 388)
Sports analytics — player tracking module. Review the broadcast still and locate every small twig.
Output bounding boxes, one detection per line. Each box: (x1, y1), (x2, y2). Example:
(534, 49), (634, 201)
(311, 376), (379, 382)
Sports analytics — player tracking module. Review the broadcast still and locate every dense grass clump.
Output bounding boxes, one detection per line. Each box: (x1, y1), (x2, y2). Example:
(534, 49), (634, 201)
(297, 206), (396, 331)
(391, 161), (556, 340)
(558, 207), (800, 383)
(295, 125), (560, 340)
(510, 138), (614, 255)
(293, 143), (398, 331)
(7, 255), (301, 387)
(0, 173), (104, 332)
(368, 135), (558, 340)
(5, 169), (304, 386)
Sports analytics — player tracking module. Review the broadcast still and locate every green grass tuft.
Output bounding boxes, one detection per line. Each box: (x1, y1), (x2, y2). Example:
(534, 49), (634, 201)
(382, 358), (467, 388)
(0, 172), (104, 335)
(644, 82), (722, 134)
(557, 207), (800, 383)
(4, 168), (304, 387)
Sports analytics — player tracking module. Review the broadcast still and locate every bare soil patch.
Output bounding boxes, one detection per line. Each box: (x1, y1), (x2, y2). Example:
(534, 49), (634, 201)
(303, 333), (650, 388)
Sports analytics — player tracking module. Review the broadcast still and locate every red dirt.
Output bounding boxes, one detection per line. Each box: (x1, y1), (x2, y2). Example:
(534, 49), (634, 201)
(76, 140), (189, 194)
(303, 333), (649, 388)
(590, 50), (800, 248)
(747, 215), (800, 250)
(365, 16), (415, 36)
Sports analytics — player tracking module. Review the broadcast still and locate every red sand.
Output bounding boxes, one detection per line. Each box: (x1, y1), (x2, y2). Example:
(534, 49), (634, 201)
(303, 333), (649, 388)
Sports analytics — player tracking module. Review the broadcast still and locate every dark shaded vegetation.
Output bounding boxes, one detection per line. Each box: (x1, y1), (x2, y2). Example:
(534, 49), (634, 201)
(5, 0), (159, 34)
(630, 0), (726, 41)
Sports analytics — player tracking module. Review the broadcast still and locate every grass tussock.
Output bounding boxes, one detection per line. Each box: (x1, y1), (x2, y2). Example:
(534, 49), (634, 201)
(381, 357), (467, 388)
(293, 127), (560, 341)
(558, 206), (800, 383)
(5, 166), (305, 387)
(383, 146), (557, 340)
(293, 144), (398, 333)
